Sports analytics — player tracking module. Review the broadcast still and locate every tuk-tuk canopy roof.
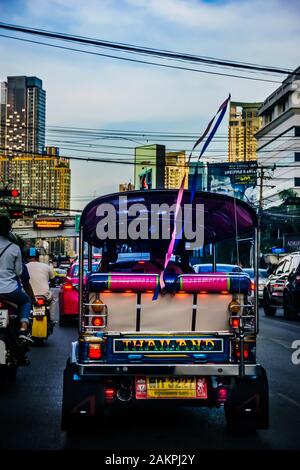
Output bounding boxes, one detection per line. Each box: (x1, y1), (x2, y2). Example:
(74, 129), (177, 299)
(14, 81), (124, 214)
(80, 190), (257, 248)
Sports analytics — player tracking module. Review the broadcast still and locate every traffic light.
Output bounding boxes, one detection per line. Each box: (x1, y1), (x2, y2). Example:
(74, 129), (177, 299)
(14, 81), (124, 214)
(0, 188), (20, 198)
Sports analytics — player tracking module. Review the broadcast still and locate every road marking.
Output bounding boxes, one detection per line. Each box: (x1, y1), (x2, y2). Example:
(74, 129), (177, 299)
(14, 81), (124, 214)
(260, 335), (292, 350)
(268, 338), (291, 350)
(277, 393), (300, 409)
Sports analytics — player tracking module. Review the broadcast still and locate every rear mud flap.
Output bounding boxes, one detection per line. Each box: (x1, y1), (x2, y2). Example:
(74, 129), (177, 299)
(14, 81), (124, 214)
(61, 359), (105, 431)
(225, 365), (269, 431)
(32, 317), (47, 338)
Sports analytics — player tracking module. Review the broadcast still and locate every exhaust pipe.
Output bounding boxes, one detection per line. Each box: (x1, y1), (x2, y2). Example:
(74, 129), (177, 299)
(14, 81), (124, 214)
(117, 378), (133, 402)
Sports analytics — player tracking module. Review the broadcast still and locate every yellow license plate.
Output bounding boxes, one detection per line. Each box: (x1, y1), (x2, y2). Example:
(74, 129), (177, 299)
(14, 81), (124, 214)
(135, 376), (207, 399)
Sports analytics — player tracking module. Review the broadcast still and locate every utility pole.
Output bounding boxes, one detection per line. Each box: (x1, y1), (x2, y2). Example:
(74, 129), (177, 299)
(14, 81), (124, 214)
(258, 166), (265, 213)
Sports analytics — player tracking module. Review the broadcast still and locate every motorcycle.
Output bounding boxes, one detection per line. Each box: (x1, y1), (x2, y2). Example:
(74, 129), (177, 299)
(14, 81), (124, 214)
(31, 295), (54, 343)
(0, 296), (30, 382)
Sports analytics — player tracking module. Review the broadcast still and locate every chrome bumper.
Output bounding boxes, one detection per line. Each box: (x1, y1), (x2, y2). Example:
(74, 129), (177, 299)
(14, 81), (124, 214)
(77, 362), (258, 377)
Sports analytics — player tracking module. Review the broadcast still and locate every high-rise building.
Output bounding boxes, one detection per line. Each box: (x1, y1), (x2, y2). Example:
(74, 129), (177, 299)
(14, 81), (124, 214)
(228, 101), (262, 162)
(5, 76), (46, 157)
(0, 76), (70, 211)
(134, 144), (165, 189)
(164, 151), (188, 189)
(256, 66), (300, 208)
(0, 147), (71, 210)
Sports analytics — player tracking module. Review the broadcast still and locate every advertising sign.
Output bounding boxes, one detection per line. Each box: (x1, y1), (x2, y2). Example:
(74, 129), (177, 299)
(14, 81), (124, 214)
(207, 161), (257, 203)
(33, 219), (64, 230)
(283, 234), (300, 252)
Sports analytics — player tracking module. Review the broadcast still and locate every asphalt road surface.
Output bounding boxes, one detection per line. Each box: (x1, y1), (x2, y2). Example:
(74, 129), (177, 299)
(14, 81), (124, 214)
(0, 290), (300, 451)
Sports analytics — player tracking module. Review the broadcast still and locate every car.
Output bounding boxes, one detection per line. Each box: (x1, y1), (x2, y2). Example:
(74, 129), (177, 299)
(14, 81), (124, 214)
(53, 267), (67, 286)
(58, 262), (71, 270)
(58, 261), (99, 326)
(282, 258), (300, 320)
(263, 252), (300, 317)
(193, 263), (243, 274)
(243, 268), (268, 306)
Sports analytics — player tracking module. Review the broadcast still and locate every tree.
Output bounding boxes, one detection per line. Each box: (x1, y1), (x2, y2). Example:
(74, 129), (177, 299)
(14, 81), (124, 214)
(279, 188), (297, 201)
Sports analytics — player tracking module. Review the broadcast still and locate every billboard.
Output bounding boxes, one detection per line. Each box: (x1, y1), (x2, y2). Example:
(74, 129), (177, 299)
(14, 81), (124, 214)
(283, 234), (300, 252)
(207, 161), (257, 203)
(33, 219), (64, 230)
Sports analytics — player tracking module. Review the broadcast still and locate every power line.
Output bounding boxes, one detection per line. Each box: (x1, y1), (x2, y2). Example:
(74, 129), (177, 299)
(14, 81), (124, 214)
(0, 33), (281, 84)
(0, 23), (298, 81)
(0, 22), (296, 77)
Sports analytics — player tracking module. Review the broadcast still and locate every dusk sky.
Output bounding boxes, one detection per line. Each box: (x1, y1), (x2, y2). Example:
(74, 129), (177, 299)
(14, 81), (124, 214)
(1, 0), (299, 209)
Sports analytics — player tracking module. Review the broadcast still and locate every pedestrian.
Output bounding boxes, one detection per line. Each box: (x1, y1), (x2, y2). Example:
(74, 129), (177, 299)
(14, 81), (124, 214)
(0, 215), (33, 342)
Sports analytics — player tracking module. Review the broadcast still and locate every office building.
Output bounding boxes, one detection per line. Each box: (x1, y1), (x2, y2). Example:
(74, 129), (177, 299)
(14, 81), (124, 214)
(0, 76), (70, 211)
(134, 144), (165, 189)
(164, 151), (188, 189)
(228, 101), (262, 162)
(256, 66), (300, 208)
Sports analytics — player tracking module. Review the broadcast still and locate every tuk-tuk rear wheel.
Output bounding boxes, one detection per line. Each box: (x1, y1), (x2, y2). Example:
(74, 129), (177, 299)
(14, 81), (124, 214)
(61, 359), (105, 434)
(224, 365), (269, 433)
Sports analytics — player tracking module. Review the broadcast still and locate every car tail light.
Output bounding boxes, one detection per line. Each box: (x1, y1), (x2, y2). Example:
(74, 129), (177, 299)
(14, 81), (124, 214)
(63, 283), (73, 290)
(36, 297), (46, 306)
(92, 316), (104, 327)
(88, 343), (102, 359)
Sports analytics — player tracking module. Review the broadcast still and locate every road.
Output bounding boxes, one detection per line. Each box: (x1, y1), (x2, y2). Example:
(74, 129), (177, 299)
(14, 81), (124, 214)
(0, 291), (300, 451)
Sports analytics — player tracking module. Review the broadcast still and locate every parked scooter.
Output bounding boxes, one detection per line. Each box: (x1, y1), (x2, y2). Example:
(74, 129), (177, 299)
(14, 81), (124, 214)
(0, 296), (30, 382)
(31, 295), (55, 343)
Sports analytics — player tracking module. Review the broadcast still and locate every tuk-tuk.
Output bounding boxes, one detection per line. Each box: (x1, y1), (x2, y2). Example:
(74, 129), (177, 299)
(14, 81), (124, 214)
(61, 190), (269, 432)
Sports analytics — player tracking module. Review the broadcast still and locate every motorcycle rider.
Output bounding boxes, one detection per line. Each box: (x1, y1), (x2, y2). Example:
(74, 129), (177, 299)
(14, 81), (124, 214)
(26, 248), (56, 326)
(0, 215), (33, 342)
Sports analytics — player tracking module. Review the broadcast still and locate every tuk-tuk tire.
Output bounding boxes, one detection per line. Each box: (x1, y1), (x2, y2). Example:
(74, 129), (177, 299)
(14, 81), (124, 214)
(224, 365), (269, 432)
(61, 358), (105, 433)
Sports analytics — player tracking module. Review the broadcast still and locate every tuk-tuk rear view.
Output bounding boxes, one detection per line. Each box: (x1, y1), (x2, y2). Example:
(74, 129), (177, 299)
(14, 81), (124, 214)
(61, 189), (269, 433)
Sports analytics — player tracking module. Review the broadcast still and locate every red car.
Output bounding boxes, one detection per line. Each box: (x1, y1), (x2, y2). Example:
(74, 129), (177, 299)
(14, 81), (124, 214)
(58, 262), (99, 326)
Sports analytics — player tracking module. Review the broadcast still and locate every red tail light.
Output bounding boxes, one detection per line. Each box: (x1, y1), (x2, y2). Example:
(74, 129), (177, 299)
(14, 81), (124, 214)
(0, 302), (4, 308)
(92, 316), (104, 327)
(234, 343), (249, 360)
(36, 297), (46, 306)
(63, 283), (73, 290)
(231, 317), (240, 329)
(105, 387), (116, 401)
(217, 386), (228, 403)
(88, 343), (102, 359)
(251, 281), (255, 291)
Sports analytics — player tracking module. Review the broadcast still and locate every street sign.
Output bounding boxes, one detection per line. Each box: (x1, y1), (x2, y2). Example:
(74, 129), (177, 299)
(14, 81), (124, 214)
(271, 247), (285, 254)
(75, 215), (81, 233)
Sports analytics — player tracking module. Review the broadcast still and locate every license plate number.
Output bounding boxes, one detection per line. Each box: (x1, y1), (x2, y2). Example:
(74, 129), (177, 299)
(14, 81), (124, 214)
(135, 376), (207, 399)
(0, 309), (9, 328)
(33, 307), (45, 316)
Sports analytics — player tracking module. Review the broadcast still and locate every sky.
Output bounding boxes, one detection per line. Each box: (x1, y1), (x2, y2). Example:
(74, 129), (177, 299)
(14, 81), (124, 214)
(0, 0), (300, 210)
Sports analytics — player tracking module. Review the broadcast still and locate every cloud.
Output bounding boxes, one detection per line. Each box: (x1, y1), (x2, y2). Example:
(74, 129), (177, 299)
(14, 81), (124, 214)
(0, 0), (299, 207)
